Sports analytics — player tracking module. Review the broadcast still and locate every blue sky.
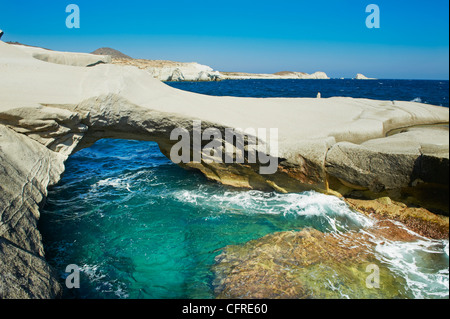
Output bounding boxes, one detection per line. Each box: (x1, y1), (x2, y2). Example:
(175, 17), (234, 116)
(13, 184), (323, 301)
(0, 0), (448, 79)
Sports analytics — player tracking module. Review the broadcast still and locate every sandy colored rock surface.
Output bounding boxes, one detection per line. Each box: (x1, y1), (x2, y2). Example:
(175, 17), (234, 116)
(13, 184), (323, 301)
(345, 197), (449, 239)
(326, 126), (449, 192)
(0, 125), (65, 298)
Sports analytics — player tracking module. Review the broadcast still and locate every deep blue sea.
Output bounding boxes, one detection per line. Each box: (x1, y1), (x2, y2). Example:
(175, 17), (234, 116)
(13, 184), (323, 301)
(39, 79), (449, 299)
(168, 79), (449, 107)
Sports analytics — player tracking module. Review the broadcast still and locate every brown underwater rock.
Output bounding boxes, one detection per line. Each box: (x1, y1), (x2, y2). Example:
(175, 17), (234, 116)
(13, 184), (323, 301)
(345, 197), (449, 239)
(213, 226), (413, 299)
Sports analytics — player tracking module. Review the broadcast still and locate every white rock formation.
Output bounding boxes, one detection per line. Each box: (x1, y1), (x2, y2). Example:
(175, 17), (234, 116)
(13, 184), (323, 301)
(355, 73), (376, 80)
(302, 71), (329, 79)
(112, 57), (328, 81)
(0, 40), (448, 298)
(145, 62), (223, 81)
(222, 71), (329, 80)
(112, 58), (222, 81)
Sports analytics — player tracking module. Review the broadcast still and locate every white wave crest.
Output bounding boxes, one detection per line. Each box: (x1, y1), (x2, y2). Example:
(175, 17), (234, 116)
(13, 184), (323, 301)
(375, 238), (449, 298)
(80, 264), (129, 298)
(173, 189), (374, 231)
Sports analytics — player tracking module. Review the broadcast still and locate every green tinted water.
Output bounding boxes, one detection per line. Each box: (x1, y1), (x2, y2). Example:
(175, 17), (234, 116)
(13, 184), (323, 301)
(39, 139), (449, 299)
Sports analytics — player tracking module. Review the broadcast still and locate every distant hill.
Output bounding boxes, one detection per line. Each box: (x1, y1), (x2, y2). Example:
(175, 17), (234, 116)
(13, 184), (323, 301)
(91, 47), (132, 59)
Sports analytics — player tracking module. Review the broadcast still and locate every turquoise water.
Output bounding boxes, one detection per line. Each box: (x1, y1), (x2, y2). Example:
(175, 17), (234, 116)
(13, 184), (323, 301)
(39, 80), (449, 299)
(39, 140), (376, 298)
(39, 139), (449, 299)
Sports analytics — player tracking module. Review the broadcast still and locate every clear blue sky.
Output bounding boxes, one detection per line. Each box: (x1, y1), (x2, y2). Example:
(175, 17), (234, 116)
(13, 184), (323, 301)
(1, 0), (448, 79)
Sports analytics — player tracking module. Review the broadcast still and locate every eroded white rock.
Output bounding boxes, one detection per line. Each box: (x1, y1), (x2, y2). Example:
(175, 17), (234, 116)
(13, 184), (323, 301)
(355, 73), (376, 80)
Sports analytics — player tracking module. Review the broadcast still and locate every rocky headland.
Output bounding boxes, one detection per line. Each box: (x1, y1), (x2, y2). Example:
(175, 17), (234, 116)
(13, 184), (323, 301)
(92, 47), (330, 81)
(112, 57), (223, 81)
(0, 40), (448, 298)
(221, 71), (330, 80)
(91, 47), (133, 60)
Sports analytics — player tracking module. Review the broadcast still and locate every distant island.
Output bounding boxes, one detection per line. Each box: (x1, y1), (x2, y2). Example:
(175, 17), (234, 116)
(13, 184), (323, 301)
(354, 73), (377, 80)
(92, 47), (330, 81)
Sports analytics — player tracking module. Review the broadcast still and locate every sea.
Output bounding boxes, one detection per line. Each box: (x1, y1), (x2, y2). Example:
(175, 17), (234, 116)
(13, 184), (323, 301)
(39, 79), (449, 299)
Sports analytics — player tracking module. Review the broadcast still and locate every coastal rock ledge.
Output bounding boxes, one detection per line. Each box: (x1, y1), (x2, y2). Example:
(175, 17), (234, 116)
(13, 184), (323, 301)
(0, 41), (449, 298)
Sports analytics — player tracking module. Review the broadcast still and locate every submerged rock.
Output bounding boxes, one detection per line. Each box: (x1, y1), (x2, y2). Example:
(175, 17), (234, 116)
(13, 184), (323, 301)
(213, 227), (411, 299)
(212, 200), (448, 299)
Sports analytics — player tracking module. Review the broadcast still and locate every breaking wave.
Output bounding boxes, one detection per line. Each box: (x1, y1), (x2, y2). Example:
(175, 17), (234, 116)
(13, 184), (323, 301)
(173, 188), (374, 232)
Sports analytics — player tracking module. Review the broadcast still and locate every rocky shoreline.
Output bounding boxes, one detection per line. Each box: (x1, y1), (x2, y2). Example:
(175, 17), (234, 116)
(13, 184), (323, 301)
(111, 57), (330, 82)
(0, 40), (448, 298)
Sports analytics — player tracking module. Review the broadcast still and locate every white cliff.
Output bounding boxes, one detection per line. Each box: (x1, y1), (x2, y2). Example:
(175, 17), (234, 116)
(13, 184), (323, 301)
(221, 71), (330, 80)
(112, 58), (222, 81)
(355, 73), (376, 80)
